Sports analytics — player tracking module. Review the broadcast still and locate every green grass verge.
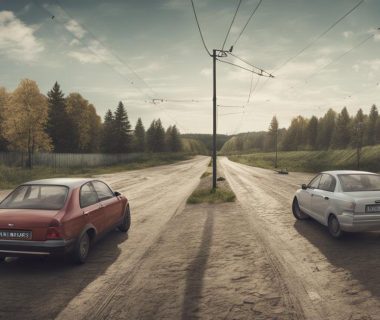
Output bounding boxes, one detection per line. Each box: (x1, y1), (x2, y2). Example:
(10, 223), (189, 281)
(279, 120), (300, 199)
(228, 145), (380, 173)
(187, 187), (236, 204)
(0, 153), (191, 189)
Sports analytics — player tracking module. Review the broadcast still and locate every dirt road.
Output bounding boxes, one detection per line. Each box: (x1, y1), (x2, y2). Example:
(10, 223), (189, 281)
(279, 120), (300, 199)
(2, 156), (380, 320)
(0, 156), (209, 320)
(220, 157), (380, 320)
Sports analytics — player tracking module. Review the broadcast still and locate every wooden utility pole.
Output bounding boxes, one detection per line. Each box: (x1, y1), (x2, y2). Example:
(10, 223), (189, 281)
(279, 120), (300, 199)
(212, 49), (217, 189)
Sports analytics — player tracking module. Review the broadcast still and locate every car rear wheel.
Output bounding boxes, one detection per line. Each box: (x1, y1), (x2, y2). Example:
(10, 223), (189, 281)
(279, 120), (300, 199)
(292, 198), (309, 220)
(328, 215), (343, 238)
(118, 205), (131, 233)
(72, 232), (90, 264)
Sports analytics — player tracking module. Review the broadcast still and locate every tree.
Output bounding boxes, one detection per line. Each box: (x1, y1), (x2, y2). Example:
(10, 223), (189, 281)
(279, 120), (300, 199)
(281, 116), (307, 151)
(3, 79), (52, 168)
(147, 119), (166, 152)
(133, 118), (146, 152)
(268, 116), (279, 167)
(65, 93), (102, 152)
(46, 82), (74, 152)
(102, 109), (115, 153)
(113, 101), (132, 153)
(0, 87), (9, 151)
(307, 116), (318, 149)
(166, 125), (182, 152)
(367, 104), (378, 145)
(316, 109), (336, 149)
(353, 109), (365, 169)
(331, 107), (351, 149)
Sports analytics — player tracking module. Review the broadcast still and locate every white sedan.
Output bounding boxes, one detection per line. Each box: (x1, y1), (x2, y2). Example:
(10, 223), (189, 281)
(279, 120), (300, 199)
(292, 170), (380, 238)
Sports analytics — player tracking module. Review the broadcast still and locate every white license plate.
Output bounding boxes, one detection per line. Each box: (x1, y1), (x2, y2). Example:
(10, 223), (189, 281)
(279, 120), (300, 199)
(366, 205), (380, 213)
(0, 230), (32, 240)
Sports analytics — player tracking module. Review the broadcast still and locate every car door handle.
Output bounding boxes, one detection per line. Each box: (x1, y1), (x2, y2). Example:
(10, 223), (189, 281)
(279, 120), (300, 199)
(324, 196), (329, 200)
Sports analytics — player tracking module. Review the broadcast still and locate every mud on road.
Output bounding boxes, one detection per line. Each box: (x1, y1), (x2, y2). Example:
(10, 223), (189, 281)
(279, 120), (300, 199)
(2, 156), (380, 320)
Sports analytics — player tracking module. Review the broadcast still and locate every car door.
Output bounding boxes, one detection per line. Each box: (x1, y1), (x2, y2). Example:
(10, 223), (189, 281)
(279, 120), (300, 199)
(299, 174), (322, 216)
(92, 181), (123, 230)
(311, 174), (336, 222)
(80, 182), (105, 234)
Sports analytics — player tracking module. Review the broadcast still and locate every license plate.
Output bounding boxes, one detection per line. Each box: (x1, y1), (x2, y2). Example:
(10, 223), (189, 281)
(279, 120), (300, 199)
(366, 205), (380, 213)
(0, 230), (32, 240)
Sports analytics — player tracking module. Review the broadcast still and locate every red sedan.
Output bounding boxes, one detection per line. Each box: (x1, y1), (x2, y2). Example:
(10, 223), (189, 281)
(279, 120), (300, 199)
(0, 178), (130, 264)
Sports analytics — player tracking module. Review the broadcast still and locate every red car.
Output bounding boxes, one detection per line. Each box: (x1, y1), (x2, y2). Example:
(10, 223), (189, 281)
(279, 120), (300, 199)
(0, 178), (130, 264)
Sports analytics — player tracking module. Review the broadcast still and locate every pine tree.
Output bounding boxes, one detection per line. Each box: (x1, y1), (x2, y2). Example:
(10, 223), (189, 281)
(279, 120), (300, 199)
(133, 118), (146, 152)
(147, 119), (166, 152)
(332, 107), (351, 149)
(46, 82), (73, 152)
(352, 109), (365, 148)
(316, 109), (336, 149)
(113, 101), (132, 153)
(367, 104), (378, 145)
(268, 116), (279, 167)
(307, 116), (318, 149)
(166, 125), (182, 152)
(102, 109), (115, 153)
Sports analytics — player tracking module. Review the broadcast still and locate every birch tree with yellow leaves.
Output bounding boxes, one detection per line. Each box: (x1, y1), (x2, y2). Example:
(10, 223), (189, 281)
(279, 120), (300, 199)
(3, 79), (51, 168)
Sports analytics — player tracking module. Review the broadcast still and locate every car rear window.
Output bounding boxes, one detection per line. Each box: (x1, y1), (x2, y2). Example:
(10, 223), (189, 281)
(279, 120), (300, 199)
(0, 185), (69, 210)
(338, 174), (380, 192)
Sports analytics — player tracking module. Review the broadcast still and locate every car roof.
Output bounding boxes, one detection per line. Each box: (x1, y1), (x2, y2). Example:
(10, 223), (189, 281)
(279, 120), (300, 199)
(321, 170), (375, 176)
(23, 178), (95, 189)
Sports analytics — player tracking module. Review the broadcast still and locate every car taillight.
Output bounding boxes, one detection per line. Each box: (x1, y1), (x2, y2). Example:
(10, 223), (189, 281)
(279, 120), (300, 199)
(46, 227), (62, 240)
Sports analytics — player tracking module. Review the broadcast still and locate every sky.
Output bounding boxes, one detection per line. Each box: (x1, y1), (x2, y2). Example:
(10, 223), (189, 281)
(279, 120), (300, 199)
(0, 0), (379, 134)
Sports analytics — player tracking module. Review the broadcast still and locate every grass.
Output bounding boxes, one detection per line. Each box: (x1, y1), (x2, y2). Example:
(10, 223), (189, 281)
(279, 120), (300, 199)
(228, 145), (380, 173)
(0, 153), (191, 189)
(187, 166), (236, 204)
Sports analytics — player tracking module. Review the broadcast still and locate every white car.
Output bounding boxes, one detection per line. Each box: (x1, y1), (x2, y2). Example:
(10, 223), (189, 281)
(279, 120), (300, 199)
(292, 170), (380, 238)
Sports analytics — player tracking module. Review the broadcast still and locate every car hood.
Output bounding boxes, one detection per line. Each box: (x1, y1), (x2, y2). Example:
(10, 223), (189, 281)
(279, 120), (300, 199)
(0, 209), (60, 228)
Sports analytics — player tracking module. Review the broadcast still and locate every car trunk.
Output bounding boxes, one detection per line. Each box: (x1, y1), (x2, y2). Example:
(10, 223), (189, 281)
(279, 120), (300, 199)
(0, 209), (60, 241)
(347, 191), (380, 213)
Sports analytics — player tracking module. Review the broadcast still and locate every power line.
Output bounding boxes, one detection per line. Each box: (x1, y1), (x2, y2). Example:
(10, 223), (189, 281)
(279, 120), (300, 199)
(190, 0), (212, 56)
(273, 0), (365, 73)
(217, 57), (274, 77)
(228, 52), (266, 73)
(221, 0), (242, 51)
(305, 33), (375, 82)
(231, 0), (264, 50)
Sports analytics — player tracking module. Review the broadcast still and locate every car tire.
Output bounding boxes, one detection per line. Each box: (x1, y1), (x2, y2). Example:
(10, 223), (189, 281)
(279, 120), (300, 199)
(328, 215), (343, 238)
(118, 205), (131, 233)
(72, 232), (90, 264)
(292, 198), (309, 220)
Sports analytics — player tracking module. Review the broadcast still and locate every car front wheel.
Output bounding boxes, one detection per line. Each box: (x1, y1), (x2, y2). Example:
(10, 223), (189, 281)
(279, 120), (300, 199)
(118, 205), (131, 233)
(328, 215), (343, 238)
(292, 198), (309, 220)
(72, 232), (90, 264)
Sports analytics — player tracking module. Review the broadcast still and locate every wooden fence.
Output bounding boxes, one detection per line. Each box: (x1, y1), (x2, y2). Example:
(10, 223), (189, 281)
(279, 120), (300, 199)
(0, 152), (145, 168)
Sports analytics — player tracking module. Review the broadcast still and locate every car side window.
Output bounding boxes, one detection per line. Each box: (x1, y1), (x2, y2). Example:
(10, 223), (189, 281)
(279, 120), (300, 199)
(308, 174), (322, 189)
(93, 181), (114, 202)
(80, 183), (98, 208)
(319, 174), (336, 192)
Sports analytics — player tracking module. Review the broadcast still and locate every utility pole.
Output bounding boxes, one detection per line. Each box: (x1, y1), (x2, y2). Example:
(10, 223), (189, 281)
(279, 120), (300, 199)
(275, 129), (278, 169)
(210, 49), (273, 190)
(212, 49), (217, 189)
(356, 122), (364, 170)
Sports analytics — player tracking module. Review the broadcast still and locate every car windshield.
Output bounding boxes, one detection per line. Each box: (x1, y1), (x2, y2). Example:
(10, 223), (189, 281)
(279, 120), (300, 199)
(338, 174), (380, 192)
(0, 185), (69, 210)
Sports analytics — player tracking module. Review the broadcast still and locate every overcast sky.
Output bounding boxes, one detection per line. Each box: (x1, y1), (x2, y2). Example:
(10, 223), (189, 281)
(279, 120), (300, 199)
(0, 0), (379, 134)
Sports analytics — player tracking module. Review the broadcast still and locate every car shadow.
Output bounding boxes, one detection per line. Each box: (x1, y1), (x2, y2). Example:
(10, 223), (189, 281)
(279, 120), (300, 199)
(181, 210), (214, 320)
(0, 230), (128, 320)
(294, 219), (380, 297)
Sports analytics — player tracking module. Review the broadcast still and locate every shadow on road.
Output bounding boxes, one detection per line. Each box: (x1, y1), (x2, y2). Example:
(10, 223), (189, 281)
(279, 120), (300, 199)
(181, 211), (214, 320)
(0, 230), (128, 320)
(294, 219), (380, 297)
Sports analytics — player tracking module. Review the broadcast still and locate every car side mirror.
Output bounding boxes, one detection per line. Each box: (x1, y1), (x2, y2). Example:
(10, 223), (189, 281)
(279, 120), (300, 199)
(114, 191), (121, 197)
(301, 184), (308, 190)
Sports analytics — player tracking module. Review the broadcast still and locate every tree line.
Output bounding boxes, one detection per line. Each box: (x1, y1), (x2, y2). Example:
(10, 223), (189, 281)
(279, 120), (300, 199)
(0, 79), (183, 167)
(221, 105), (380, 154)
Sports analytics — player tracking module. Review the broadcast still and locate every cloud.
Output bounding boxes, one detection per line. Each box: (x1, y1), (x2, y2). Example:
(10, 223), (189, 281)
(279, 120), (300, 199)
(343, 31), (353, 38)
(362, 59), (380, 71)
(200, 68), (212, 76)
(67, 49), (102, 64)
(64, 19), (86, 39)
(0, 10), (44, 61)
